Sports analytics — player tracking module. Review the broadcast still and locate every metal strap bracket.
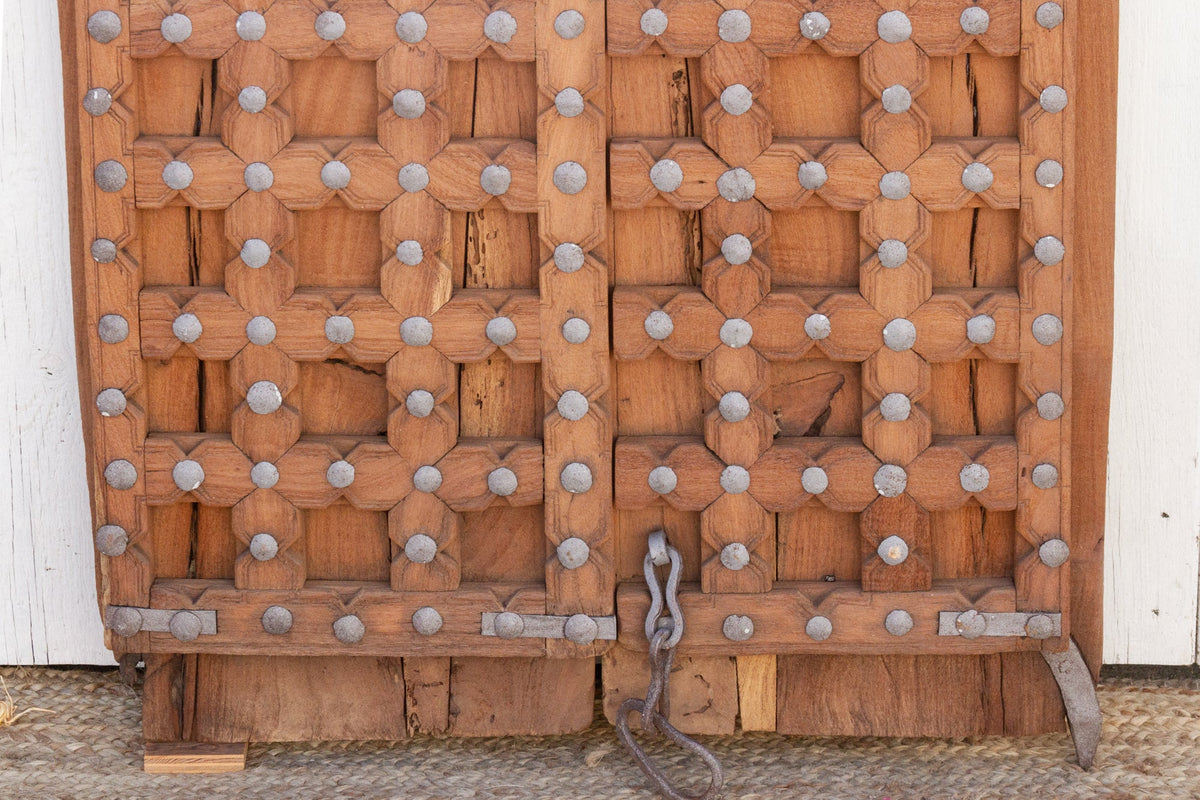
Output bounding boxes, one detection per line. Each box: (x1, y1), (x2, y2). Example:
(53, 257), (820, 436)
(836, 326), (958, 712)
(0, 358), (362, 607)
(480, 612), (616, 644)
(104, 605), (217, 641)
(938, 610), (1063, 639)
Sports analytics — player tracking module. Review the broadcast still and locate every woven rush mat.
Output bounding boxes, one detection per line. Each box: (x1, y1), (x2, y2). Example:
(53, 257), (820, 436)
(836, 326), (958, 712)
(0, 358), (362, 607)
(1, 668), (1198, 800)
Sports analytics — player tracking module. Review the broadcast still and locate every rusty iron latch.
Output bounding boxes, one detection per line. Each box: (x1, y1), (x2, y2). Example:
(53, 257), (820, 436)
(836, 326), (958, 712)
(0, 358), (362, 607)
(480, 612), (616, 645)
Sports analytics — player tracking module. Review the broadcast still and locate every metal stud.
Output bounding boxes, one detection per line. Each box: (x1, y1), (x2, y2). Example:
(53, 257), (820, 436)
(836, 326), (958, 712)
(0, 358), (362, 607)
(555, 88), (585, 117)
(83, 88), (113, 117)
(877, 10), (912, 43)
(87, 10), (122, 44)
(720, 542), (751, 571)
(723, 614), (754, 641)
(251, 461), (279, 489)
(800, 11), (830, 40)
(720, 84), (753, 116)
(1039, 538), (1070, 568)
(172, 312), (202, 343)
(239, 86), (268, 113)
(650, 159), (683, 193)
(879, 392), (911, 422)
(877, 239), (908, 268)
(404, 533), (438, 564)
(1038, 392), (1065, 421)
(721, 234), (752, 265)
(562, 317), (591, 343)
(333, 614), (365, 644)
(967, 314), (995, 345)
(805, 313), (831, 340)
(557, 390), (589, 421)
(1025, 614), (1055, 639)
(325, 315), (354, 345)
(806, 615), (833, 641)
(97, 314), (128, 344)
(802, 466), (828, 495)
(719, 318), (753, 349)
(160, 13), (192, 43)
(555, 9), (585, 39)
(483, 10), (517, 43)
(1034, 236), (1065, 266)
(246, 380), (283, 415)
(565, 613), (599, 645)
(493, 611), (525, 638)
(393, 89), (425, 119)
(560, 462), (593, 493)
(1032, 314), (1063, 345)
(244, 162), (274, 192)
(96, 388), (127, 417)
(557, 537), (590, 569)
(92, 238), (118, 263)
(719, 391), (750, 423)
(170, 611), (203, 642)
(884, 609), (914, 636)
(718, 9), (751, 42)
(413, 465), (443, 493)
(236, 11), (266, 41)
(641, 8), (668, 36)
(108, 607), (142, 637)
(962, 162), (994, 193)
(315, 10), (346, 40)
(398, 163), (430, 193)
(1040, 85), (1068, 114)
(717, 168), (755, 202)
(881, 85), (912, 114)
(554, 161), (588, 195)
(162, 160), (193, 191)
(246, 316), (276, 346)
(400, 316), (433, 346)
(644, 310), (674, 340)
(877, 535), (909, 566)
(960, 6), (990, 35)
(879, 171), (911, 200)
(249, 533), (279, 562)
(262, 606), (293, 635)
(395, 11), (427, 43)
(720, 465), (750, 494)
(96, 525), (128, 557)
(960, 463), (990, 493)
(412, 606), (443, 635)
(883, 318), (917, 351)
(648, 466), (677, 495)
(241, 238), (271, 268)
(396, 240), (424, 266)
(321, 161), (351, 190)
(480, 164), (511, 195)
(406, 389), (436, 418)
(486, 316), (517, 346)
(1036, 2), (1064, 29)
(488, 467), (518, 497)
(95, 160), (127, 192)
(1036, 159), (1064, 188)
(874, 464), (907, 497)
(172, 459), (205, 492)
(1032, 463), (1059, 489)
(554, 242), (585, 273)
(797, 161), (828, 190)
(326, 459), (355, 489)
(955, 609), (988, 639)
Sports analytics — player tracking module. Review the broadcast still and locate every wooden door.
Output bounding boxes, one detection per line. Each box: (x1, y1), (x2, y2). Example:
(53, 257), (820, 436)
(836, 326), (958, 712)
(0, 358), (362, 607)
(66, 0), (1109, 760)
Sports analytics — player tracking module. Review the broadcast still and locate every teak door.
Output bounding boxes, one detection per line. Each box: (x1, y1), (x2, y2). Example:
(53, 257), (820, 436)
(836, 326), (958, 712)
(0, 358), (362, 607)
(65, 0), (1113, 771)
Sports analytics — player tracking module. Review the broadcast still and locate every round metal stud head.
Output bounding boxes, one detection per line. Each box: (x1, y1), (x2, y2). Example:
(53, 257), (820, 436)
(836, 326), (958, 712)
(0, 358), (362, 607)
(1037, 392), (1065, 421)
(553, 161), (588, 195)
(555, 9), (585, 39)
(326, 459), (355, 489)
(401, 316), (434, 346)
(95, 160), (128, 192)
(561, 462), (593, 494)
(648, 466), (678, 495)
(800, 11), (831, 40)
(962, 162), (994, 193)
(325, 315), (355, 344)
(718, 9), (750, 42)
(723, 614), (754, 641)
(1036, 2), (1064, 29)
(1032, 463), (1059, 490)
(720, 542), (751, 571)
(96, 388), (127, 417)
(805, 313), (831, 340)
(720, 84), (753, 116)
(1036, 159), (1064, 188)
(557, 390), (589, 421)
(565, 613), (600, 645)
(562, 317), (591, 343)
(161, 13), (192, 43)
(1040, 85), (1068, 113)
(239, 86), (268, 113)
(393, 89), (425, 119)
(241, 238), (271, 268)
(412, 606), (443, 636)
(719, 318), (753, 348)
(105, 459), (137, 490)
(244, 162), (274, 192)
(488, 467), (519, 497)
(806, 615), (833, 641)
(246, 316), (276, 346)
(92, 238), (118, 263)
(719, 391), (750, 423)
(960, 463), (990, 493)
(955, 609), (988, 639)
(413, 465), (443, 493)
(877, 535), (909, 566)
(884, 609), (914, 636)
(321, 161), (351, 190)
(801, 466), (828, 495)
(249, 533), (279, 562)
(398, 163), (430, 193)
(721, 234), (752, 265)
(1032, 314), (1063, 345)
(315, 10), (346, 40)
(1034, 236), (1065, 266)
(246, 380), (283, 415)
(162, 160), (193, 191)
(554, 87), (585, 118)
(879, 392), (911, 422)
(717, 168), (756, 202)
(557, 537), (591, 569)
(960, 6), (990, 35)
(88, 10), (122, 43)
(553, 242), (585, 273)
(877, 10), (912, 43)
(236, 11), (266, 41)
(83, 88), (113, 117)
(967, 314), (996, 345)
(396, 240), (424, 266)
(883, 318), (917, 351)
(877, 239), (908, 268)
(644, 310), (674, 340)
(641, 8), (668, 36)
(172, 459), (205, 492)
(879, 171), (911, 200)
(1025, 614), (1055, 639)
(172, 312), (202, 343)
(480, 164), (511, 195)
(720, 465), (750, 494)
(406, 389), (436, 418)
(1039, 538), (1070, 568)
(486, 316), (517, 346)
(404, 533), (438, 564)
(650, 159), (683, 193)
(109, 607), (142, 637)
(493, 611), (525, 639)
(98, 314), (129, 344)
(170, 611), (203, 642)
(874, 464), (908, 497)
(333, 614), (365, 644)
(483, 10), (517, 43)
(395, 11), (428, 43)
(96, 525), (128, 557)
(881, 85), (912, 114)
(262, 606), (293, 635)
(797, 161), (828, 191)
(251, 461), (279, 489)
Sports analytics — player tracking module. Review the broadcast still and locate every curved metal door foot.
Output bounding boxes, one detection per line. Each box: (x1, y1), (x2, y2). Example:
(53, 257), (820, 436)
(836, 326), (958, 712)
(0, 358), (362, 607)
(1041, 638), (1101, 769)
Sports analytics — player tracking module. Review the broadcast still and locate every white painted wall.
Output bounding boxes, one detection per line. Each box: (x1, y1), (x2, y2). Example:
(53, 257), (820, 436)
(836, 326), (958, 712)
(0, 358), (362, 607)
(1, 2), (1198, 666)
